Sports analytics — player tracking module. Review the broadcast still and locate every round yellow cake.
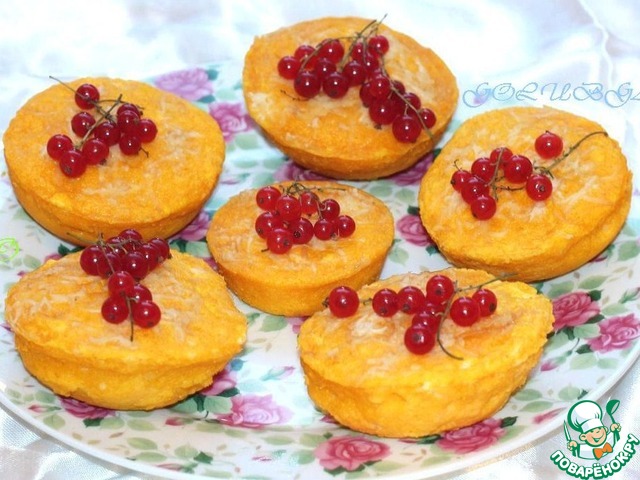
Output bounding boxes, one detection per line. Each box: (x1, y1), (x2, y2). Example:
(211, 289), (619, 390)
(3, 77), (225, 245)
(418, 106), (632, 282)
(298, 268), (554, 438)
(206, 181), (395, 316)
(4, 250), (247, 411)
(243, 16), (458, 180)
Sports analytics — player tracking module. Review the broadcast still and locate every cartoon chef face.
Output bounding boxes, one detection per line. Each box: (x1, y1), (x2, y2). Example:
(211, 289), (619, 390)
(580, 425), (609, 446)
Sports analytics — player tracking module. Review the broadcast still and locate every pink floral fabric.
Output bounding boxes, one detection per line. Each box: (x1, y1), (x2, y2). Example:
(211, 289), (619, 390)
(587, 313), (640, 353)
(59, 397), (114, 419)
(154, 68), (212, 101)
(389, 151), (434, 186)
(216, 394), (292, 428)
(315, 435), (390, 471)
(273, 160), (329, 182)
(200, 366), (237, 396)
(552, 291), (600, 331)
(396, 214), (435, 247)
(437, 418), (506, 454)
(170, 210), (210, 242)
(209, 102), (253, 142)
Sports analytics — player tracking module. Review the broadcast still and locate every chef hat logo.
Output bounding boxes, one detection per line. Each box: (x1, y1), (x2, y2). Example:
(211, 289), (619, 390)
(567, 400), (605, 434)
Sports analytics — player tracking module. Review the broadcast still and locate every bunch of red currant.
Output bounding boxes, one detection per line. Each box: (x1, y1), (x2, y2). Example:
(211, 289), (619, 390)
(79, 229), (171, 335)
(450, 131), (567, 220)
(326, 274), (498, 356)
(450, 129), (608, 220)
(46, 80), (158, 178)
(276, 19), (437, 143)
(254, 183), (356, 254)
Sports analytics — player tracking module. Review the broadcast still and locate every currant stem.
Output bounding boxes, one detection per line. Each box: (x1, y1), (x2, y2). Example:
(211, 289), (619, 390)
(544, 130), (608, 174)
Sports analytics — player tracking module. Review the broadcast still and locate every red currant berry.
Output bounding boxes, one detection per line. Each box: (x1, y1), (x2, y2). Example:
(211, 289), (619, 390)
(256, 186), (282, 211)
(130, 283), (153, 303)
(71, 111), (96, 137)
(368, 74), (392, 99)
(489, 146), (513, 165)
(336, 215), (356, 238)
(418, 108), (436, 129)
(503, 154), (533, 183)
(392, 80), (406, 94)
(46, 134), (74, 160)
(392, 114), (422, 143)
(411, 310), (441, 334)
(277, 55), (301, 80)
(117, 102), (141, 117)
(322, 71), (350, 99)
(318, 39), (344, 63)
(139, 242), (162, 271)
(368, 34), (390, 56)
(359, 82), (375, 107)
(526, 174), (553, 201)
(101, 296), (130, 324)
(75, 83), (100, 109)
(122, 251), (149, 280)
(397, 286), (426, 314)
(422, 301), (445, 316)
(275, 194), (302, 222)
(107, 271), (136, 297)
(294, 44), (315, 61)
(327, 286), (359, 317)
(472, 288), (498, 317)
(313, 218), (337, 240)
(132, 300), (162, 328)
(294, 71), (321, 98)
(535, 131), (563, 159)
(368, 98), (399, 125)
(470, 157), (495, 183)
(299, 191), (319, 216)
(119, 135), (142, 155)
(403, 92), (421, 110)
(266, 228), (293, 254)
(342, 60), (366, 86)
(59, 149), (88, 178)
(404, 324), (436, 355)
(288, 217), (314, 244)
(460, 177), (490, 203)
(372, 288), (399, 317)
(255, 211), (284, 239)
(93, 120), (121, 146)
(80, 244), (104, 276)
(137, 118), (157, 143)
(361, 52), (379, 73)
(425, 274), (455, 305)
(319, 198), (340, 220)
(117, 109), (140, 136)
(119, 228), (143, 241)
(81, 137), (109, 165)
(148, 238), (171, 262)
(451, 169), (473, 192)
(450, 297), (481, 326)
(470, 195), (497, 220)
(313, 57), (337, 80)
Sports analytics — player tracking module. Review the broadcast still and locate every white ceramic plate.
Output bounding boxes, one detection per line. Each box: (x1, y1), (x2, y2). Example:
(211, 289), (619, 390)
(1, 63), (639, 479)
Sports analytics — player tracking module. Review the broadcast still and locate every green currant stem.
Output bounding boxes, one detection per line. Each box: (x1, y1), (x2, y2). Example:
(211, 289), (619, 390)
(540, 130), (608, 176)
(488, 149), (509, 201)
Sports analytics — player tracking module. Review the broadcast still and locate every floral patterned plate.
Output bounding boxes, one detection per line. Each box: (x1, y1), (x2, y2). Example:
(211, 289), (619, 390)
(1, 63), (639, 479)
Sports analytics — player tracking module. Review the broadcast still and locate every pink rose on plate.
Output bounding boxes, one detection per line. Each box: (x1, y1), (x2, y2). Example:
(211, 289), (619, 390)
(315, 435), (390, 472)
(216, 394), (292, 428)
(552, 291), (600, 331)
(154, 68), (212, 101)
(209, 102), (253, 142)
(389, 151), (434, 186)
(170, 210), (210, 242)
(200, 365), (237, 396)
(437, 418), (506, 454)
(587, 313), (640, 353)
(273, 160), (329, 182)
(533, 408), (564, 424)
(60, 397), (114, 419)
(396, 214), (434, 247)
(286, 316), (306, 334)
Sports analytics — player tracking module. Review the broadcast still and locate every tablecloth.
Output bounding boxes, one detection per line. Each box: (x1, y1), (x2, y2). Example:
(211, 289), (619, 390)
(0, 1), (638, 479)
